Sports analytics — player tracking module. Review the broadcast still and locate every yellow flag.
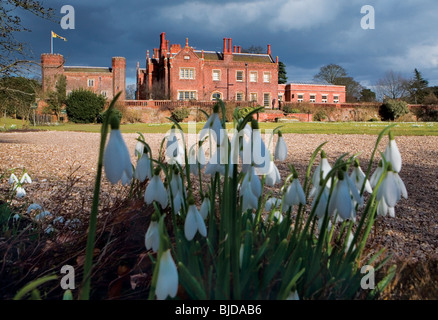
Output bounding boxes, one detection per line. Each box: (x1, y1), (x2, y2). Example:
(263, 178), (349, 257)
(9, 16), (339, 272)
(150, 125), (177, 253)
(51, 31), (67, 41)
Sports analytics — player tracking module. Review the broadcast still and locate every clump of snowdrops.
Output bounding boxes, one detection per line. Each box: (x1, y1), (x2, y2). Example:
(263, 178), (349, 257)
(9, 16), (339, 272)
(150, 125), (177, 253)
(81, 94), (405, 300)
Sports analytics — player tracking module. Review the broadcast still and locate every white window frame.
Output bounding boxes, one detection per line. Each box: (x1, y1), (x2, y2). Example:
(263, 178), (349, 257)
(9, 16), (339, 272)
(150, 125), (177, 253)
(321, 94), (328, 103)
(88, 79), (95, 87)
(236, 92), (244, 101)
(212, 69), (221, 81)
(250, 92), (258, 102)
(333, 95), (340, 103)
(263, 93), (271, 107)
(179, 68), (195, 80)
(297, 94), (304, 103)
(263, 72), (271, 83)
(178, 90), (197, 101)
(236, 70), (244, 82)
(249, 71), (258, 83)
(101, 91), (107, 97)
(309, 94), (316, 103)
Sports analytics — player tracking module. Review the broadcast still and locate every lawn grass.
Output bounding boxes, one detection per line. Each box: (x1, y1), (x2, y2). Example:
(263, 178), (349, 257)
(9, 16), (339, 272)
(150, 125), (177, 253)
(2, 117), (438, 136)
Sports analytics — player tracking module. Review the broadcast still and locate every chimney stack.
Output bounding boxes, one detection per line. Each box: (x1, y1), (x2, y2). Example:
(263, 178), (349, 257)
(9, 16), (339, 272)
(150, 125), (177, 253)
(233, 45), (237, 53)
(267, 44), (271, 56)
(223, 38), (228, 54)
(186, 38), (189, 47)
(228, 38), (232, 54)
(238, 46), (241, 53)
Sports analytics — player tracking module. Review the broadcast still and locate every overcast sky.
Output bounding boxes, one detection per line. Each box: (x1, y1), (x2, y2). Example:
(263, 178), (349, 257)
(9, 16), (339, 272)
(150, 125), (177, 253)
(15, 0), (438, 88)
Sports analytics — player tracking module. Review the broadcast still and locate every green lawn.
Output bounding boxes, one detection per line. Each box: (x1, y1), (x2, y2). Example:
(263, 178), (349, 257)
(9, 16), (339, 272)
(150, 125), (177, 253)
(2, 117), (438, 136)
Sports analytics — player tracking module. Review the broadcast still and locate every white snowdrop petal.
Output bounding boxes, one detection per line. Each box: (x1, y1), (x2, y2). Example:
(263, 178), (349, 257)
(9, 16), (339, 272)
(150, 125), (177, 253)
(275, 137), (288, 161)
(195, 209), (207, 237)
(335, 180), (353, 220)
(156, 250), (178, 300)
(385, 140), (402, 173)
(184, 206), (198, 241)
(200, 199), (210, 220)
(395, 173), (408, 199)
(383, 173), (400, 207)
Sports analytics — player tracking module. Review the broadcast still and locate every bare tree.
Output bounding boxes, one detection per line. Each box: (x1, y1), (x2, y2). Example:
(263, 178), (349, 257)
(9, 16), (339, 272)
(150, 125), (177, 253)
(375, 71), (409, 101)
(0, 0), (54, 77)
(125, 84), (136, 100)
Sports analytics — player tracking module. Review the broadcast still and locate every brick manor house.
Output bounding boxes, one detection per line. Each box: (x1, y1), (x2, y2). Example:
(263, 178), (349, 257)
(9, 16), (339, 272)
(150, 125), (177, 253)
(41, 32), (346, 109)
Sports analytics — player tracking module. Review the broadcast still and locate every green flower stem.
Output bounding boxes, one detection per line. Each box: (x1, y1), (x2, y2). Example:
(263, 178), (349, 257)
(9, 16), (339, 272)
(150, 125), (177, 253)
(79, 93), (120, 300)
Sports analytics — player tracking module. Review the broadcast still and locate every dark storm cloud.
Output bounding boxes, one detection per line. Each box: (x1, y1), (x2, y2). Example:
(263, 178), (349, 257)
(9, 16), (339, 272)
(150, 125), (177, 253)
(14, 0), (438, 86)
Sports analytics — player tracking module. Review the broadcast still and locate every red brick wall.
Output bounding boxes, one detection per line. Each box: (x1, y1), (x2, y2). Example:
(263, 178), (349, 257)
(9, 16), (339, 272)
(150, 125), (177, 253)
(64, 71), (114, 98)
(41, 54), (64, 92)
(284, 83), (346, 104)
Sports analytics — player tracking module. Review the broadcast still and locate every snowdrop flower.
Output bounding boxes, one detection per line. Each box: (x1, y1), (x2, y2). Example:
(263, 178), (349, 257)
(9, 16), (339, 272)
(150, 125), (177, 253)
(328, 172), (354, 221)
(134, 152), (152, 182)
(9, 173), (18, 185)
(370, 160), (384, 188)
(184, 201), (207, 241)
(274, 131), (288, 161)
(13, 214), (20, 222)
(241, 167), (262, 198)
(312, 183), (330, 219)
(384, 131), (402, 173)
(166, 127), (185, 165)
(168, 170), (185, 214)
(145, 220), (159, 252)
(200, 197), (210, 220)
(199, 105), (223, 145)
(377, 197), (395, 218)
(241, 186), (259, 212)
(283, 174), (306, 209)
(104, 117), (133, 185)
(156, 249), (179, 300)
(27, 203), (42, 214)
(264, 161), (281, 186)
(310, 151), (332, 198)
(135, 140), (144, 157)
(251, 120), (270, 175)
(376, 163), (408, 209)
(350, 159), (373, 194)
(35, 211), (52, 222)
(20, 172), (32, 184)
(145, 170), (168, 208)
(15, 186), (26, 198)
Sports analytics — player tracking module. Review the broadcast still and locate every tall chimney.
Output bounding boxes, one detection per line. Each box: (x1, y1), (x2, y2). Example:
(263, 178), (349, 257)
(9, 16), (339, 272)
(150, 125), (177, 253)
(186, 38), (189, 47)
(160, 32), (166, 50)
(233, 45), (237, 53)
(228, 38), (232, 54)
(238, 46), (241, 53)
(223, 38), (228, 54)
(267, 44), (271, 56)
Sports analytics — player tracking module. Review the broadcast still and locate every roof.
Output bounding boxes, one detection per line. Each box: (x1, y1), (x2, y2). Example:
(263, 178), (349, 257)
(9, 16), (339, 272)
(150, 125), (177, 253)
(193, 50), (274, 63)
(64, 66), (112, 73)
(287, 81), (346, 87)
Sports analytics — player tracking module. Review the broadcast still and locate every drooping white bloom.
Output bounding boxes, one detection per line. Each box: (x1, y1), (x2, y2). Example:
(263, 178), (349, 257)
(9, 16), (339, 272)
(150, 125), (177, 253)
(200, 112), (223, 145)
(376, 166), (408, 209)
(345, 171), (364, 208)
(184, 204), (207, 241)
(241, 186), (259, 212)
(34, 211), (52, 222)
(283, 178), (306, 208)
(166, 129), (184, 165)
(328, 176), (353, 221)
(370, 160), (384, 188)
(251, 127), (271, 175)
(274, 132), (288, 161)
(104, 129), (133, 185)
(20, 172), (32, 184)
(13, 214), (20, 221)
(168, 171), (185, 214)
(264, 161), (281, 186)
(312, 185), (330, 219)
(145, 174), (168, 208)
(145, 221), (159, 252)
(134, 152), (152, 182)
(200, 197), (210, 220)
(8, 173), (18, 185)
(15, 186), (26, 198)
(135, 140), (144, 157)
(350, 160), (373, 194)
(310, 151), (332, 198)
(384, 133), (402, 173)
(155, 249), (179, 300)
(27, 203), (42, 214)
(377, 197), (395, 218)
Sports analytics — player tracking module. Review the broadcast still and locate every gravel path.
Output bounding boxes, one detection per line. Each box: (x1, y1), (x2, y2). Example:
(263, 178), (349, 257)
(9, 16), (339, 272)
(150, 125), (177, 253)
(1, 130), (437, 264)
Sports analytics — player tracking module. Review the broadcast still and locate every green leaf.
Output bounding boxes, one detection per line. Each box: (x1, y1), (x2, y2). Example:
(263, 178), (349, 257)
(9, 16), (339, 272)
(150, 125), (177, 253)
(14, 275), (58, 300)
(178, 261), (207, 299)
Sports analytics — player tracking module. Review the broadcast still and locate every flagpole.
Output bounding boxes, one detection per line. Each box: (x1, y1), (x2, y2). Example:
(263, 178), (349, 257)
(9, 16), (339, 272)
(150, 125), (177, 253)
(51, 30), (53, 54)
